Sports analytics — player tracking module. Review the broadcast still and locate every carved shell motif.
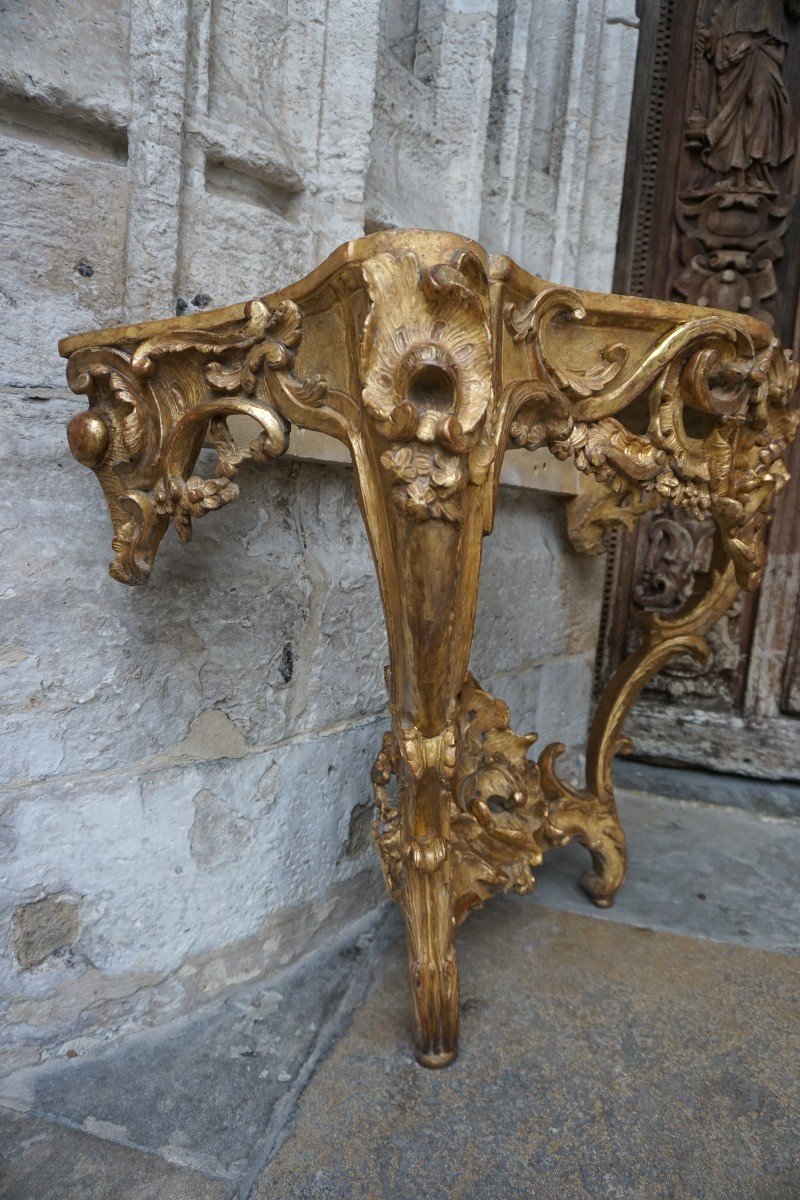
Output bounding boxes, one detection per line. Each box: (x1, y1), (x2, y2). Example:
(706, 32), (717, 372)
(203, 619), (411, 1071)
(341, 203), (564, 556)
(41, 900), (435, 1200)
(360, 249), (494, 524)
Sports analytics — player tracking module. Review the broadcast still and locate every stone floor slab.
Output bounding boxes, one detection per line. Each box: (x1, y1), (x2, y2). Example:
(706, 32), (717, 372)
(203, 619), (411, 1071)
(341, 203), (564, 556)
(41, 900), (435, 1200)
(0, 920), (383, 1187)
(252, 901), (800, 1200)
(615, 759), (800, 821)
(0, 1107), (232, 1200)
(534, 789), (800, 956)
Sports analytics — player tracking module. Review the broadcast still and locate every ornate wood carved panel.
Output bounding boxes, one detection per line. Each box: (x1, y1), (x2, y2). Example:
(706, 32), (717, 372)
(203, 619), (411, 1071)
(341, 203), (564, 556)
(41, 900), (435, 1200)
(602, 0), (800, 776)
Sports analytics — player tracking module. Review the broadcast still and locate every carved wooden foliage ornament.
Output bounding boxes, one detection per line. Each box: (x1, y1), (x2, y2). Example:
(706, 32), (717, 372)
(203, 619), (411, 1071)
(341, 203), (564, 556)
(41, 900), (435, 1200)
(61, 229), (799, 1067)
(620, 0), (800, 713)
(673, 0), (799, 326)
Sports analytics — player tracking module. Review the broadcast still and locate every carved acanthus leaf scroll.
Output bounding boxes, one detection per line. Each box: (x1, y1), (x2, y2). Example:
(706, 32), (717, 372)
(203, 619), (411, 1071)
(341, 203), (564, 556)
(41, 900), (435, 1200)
(372, 673), (628, 919)
(65, 300), (320, 583)
(506, 291), (800, 588)
(373, 675), (543, 919)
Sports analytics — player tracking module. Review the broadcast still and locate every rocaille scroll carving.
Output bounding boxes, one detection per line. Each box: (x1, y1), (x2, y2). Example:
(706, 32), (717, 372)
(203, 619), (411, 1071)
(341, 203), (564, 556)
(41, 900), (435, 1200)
(360, 249), (496, 524)
(505, 286), (799, 588)
(372, 675), (547, 923)
(60, 229), (799, 1069)
(64, 299), (325, 584)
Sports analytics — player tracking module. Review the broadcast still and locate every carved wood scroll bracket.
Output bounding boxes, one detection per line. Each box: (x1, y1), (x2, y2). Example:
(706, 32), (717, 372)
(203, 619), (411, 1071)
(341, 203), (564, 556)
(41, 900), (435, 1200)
(60, 229), (799, 1068)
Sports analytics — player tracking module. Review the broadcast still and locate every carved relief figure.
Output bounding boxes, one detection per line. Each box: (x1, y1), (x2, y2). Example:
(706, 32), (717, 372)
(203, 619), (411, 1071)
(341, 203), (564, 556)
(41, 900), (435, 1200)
(699, 0), (796, 190)
(674, 0), (799, 323)
(633, 511), (715, 612)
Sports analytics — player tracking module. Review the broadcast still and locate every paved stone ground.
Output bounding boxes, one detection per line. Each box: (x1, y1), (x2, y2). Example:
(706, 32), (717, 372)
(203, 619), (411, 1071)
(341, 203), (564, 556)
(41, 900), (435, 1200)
(2, 776), (799, 1199)
(614, 759), (800, 821)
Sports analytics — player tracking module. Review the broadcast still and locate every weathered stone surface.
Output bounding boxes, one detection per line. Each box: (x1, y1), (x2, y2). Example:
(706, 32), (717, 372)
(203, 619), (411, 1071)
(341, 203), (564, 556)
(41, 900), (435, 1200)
(12, 895), (81, 972)
(0, 140), (128, 389)
(177, 193), (313, 315)
(1, 0), (640, 1071)
(252, 902), (800, 1200)
(615, 758), (800, 821)
(0, 721), (386, 1068)
(0, 397), (388, 786)
(0, 0), (130, 121)
(474, 489), (605, 672)
(1, 788), (796, 1198)
(535, 788), (800, 956)
(0, 918), (386, 1186)
(0, 1106), (232, 1200)
(367, 0), (639, 291)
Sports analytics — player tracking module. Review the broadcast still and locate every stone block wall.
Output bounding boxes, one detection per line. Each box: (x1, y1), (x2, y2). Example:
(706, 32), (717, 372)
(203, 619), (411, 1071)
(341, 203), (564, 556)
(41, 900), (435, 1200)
(0, 0), (638, 1072)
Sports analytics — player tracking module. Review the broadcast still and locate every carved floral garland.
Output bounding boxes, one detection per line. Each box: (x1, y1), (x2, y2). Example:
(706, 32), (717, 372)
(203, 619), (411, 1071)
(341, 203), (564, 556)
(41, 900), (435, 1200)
(505, 289), (799, 588)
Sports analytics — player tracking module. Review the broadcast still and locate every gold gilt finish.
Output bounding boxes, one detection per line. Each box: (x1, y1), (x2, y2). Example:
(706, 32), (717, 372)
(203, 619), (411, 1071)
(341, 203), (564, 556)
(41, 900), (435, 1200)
(60, 230), (799, 1068)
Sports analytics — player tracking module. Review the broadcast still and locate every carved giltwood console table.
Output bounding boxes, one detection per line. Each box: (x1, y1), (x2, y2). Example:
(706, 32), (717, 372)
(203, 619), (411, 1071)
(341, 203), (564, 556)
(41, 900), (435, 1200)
(60, 230), (799, 1068)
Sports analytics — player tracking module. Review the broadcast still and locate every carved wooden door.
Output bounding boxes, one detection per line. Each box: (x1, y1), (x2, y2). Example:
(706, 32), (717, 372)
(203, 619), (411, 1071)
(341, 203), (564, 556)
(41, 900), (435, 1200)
(599, 0), (800, 778)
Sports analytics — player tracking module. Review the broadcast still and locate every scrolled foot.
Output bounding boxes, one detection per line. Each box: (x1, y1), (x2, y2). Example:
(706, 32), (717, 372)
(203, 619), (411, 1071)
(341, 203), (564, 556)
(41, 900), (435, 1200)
(404, 862), (461, 1068)
(581, 851), (624, 908)
(539, 742), (627, 908)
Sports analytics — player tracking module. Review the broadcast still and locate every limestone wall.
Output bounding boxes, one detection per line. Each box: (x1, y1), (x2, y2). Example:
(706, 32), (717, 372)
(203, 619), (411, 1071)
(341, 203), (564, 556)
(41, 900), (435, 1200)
(0, 0), (638, 1072)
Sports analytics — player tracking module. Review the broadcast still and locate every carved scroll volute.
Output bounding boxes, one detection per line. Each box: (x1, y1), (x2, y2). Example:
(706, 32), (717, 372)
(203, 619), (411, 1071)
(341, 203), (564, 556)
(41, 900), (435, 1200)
(352, 243), (498, 1066)
(66, 346), (185, 584)
(63, 301), (317, 584)
(505, 284), (800, 591)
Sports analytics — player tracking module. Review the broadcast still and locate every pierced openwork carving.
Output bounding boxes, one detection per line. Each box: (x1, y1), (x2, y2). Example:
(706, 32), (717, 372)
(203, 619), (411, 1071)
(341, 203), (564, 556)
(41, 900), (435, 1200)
(361, 248), (495, 525)
(506, 289), (799, 587)
(61, 229), (799, 1069)
(64, 299), (315, 583)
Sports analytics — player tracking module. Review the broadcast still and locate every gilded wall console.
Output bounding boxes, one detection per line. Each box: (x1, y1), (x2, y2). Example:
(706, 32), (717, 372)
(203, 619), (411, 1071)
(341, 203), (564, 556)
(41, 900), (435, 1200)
(60, 229), (799, 1067)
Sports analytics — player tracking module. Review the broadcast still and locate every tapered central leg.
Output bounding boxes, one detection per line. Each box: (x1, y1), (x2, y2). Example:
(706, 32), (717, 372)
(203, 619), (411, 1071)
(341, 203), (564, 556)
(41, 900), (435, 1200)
(347, 245), (500, 1065)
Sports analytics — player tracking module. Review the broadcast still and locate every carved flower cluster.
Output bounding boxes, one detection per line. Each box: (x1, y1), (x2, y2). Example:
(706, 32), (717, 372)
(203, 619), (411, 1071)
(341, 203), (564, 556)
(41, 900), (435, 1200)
(361, 249), (494, 526)
(380, 444), (466, 523)
(153, 473), (239, 542)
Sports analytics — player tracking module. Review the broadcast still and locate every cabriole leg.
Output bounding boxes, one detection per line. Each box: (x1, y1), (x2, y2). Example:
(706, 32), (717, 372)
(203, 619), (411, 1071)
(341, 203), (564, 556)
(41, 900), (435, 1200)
(362, 509), (482, 1067)
(350, 246), (501, 1066)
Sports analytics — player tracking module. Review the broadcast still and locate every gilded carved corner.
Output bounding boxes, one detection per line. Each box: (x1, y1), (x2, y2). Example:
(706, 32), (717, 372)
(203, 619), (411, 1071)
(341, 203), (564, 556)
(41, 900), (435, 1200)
(63, 299), (319, 583)
(358, 246), (496, 527)
(504, 285), (799, 590)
